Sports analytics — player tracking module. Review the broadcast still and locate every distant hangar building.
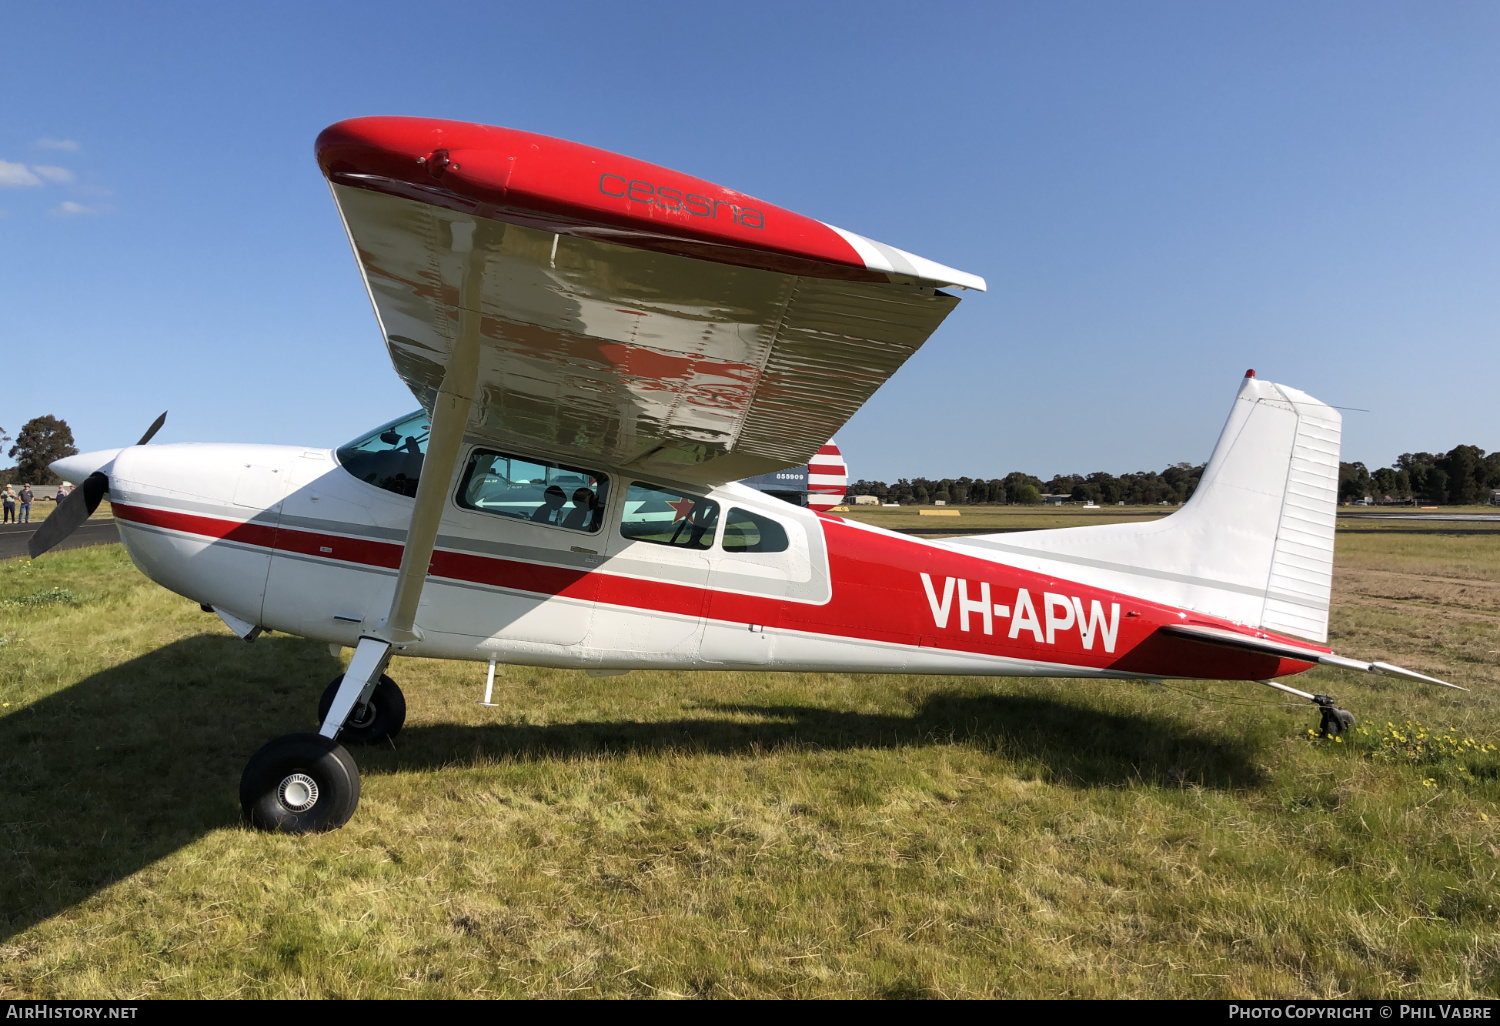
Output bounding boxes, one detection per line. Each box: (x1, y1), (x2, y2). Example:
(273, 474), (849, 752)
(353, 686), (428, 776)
(739, 441), (848, 513)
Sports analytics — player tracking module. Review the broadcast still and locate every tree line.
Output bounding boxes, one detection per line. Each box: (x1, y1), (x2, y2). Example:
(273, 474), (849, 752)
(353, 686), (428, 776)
(849, 463), (1207, 506)
(854, 443), (1500, 507)
(1339, 446), (1500, 505)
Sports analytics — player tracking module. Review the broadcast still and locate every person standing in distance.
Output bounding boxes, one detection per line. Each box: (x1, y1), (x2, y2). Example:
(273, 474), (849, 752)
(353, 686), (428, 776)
(18, 484), (32, 524)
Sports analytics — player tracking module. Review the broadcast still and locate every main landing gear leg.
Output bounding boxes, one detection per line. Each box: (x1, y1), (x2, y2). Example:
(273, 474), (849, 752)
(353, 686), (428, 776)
(239, 637), (392, 833)
(1259, 678), (1355, 737)
(318, 637), (395, 740)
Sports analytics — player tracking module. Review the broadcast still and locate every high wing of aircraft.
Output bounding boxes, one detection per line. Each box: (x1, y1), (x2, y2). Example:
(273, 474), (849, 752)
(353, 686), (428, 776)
(32, 117), (1461, 834)
(317, 117), (982, 485)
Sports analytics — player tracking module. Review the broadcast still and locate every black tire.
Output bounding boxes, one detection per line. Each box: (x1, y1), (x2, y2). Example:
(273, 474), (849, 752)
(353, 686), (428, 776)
(240, 732), (361, 833)
(317, 673), (405, 744)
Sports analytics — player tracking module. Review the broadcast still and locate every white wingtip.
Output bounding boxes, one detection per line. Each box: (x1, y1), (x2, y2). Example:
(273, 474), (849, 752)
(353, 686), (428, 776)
(821, 223), (987, 291)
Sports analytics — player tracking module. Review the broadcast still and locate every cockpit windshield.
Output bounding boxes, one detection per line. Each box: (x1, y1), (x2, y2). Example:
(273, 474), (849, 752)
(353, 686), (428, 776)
(335, 410), (429, 497)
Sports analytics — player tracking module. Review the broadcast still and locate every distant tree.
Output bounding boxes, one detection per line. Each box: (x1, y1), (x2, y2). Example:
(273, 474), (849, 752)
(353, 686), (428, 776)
(8, 415), (77, 486)
(912, 483), (930, 504)
(1087, 471), (1121, 504)
(986, 479), (1007, 505)
(1161, 462), (1204, 502)
(1045, 473), (1082, 497)
(1372, 466), (1406, 501)
(1440, 445), (1485, 505)
(1003, 472), (1042, 500)
(1398, 453), (1439, 502)
(1426, 467), (1449, 504)
(968, 478), (988, 504)
(1016, 484), (1041, 505)
(1484, 452), (1500, 490)
(1338, 461), (1372, 504)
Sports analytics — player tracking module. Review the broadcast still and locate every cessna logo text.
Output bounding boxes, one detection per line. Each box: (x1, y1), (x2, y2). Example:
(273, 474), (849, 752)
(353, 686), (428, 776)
(920, 573), (1120, 653)
(600, 174), (765, 229)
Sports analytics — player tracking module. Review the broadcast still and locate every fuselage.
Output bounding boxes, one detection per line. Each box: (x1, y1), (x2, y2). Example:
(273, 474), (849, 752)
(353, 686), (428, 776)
(93, 434), (1315, 682)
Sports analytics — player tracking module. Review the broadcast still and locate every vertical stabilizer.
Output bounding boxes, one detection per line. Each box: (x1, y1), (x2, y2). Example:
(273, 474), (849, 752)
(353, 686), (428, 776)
(942, 373), (1342, 642)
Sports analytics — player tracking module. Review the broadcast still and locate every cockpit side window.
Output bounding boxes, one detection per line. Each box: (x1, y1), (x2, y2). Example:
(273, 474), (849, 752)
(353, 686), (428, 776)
(721, 507), (790, 553)
(621, 482), (719, 549)
(457, 449), (610, 533)
(335, 410), (429, 497)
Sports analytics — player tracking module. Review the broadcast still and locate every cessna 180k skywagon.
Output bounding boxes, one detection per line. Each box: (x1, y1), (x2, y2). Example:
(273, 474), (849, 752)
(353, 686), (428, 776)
(32, 117), (1461, 833)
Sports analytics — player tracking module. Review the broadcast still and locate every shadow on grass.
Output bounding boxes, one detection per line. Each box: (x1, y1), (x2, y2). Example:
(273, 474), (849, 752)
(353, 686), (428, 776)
(0, 633), (1262, 943)
(0, 632), (341, 943)
(382, 694), (1264, 793)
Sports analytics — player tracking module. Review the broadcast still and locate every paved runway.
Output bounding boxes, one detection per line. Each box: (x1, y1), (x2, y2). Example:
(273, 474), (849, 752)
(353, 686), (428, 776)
(1338, 512), (1500, 522)
(0, 518), (121, 561)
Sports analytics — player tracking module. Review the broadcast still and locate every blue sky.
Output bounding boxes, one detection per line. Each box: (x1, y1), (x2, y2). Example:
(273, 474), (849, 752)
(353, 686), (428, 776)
(2, 2), (1496, 482)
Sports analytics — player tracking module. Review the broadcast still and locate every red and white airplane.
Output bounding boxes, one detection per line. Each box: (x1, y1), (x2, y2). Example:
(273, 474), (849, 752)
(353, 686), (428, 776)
(33, 117), (1460, 833)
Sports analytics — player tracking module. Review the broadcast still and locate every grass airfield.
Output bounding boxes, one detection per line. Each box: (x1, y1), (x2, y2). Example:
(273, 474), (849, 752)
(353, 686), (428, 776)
(0, 511), (1497, 998)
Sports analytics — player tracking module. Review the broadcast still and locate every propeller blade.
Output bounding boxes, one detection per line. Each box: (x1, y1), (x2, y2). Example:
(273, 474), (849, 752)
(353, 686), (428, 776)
(27, 472), (110, 559)
(136, 411), (167, 446)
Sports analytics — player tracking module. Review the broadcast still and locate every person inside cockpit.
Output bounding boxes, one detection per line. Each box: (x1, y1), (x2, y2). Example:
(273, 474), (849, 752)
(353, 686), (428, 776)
(562, 486), (596, 530)
(531, 485), (568, 524)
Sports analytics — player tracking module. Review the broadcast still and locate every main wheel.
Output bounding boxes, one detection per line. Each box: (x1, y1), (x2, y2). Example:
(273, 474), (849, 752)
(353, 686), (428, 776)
(317, 673), (405, 744)
(240, 732), (361, 833)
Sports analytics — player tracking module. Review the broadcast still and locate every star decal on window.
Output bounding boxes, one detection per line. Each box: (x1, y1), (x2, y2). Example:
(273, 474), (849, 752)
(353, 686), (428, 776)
(667, 497), (697, 523)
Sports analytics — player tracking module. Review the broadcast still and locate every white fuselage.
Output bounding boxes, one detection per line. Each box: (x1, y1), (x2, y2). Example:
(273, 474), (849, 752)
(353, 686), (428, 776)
(94, 440), (1281, 684)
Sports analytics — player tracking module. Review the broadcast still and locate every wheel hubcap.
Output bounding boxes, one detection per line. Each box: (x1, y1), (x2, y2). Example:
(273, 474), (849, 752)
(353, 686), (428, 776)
(279, 772), (320, 811)
(349, 701), (377, 730)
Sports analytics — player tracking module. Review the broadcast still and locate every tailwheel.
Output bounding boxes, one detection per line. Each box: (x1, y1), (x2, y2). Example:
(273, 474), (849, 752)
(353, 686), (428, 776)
(240, 733), (361, 833)
(1315, 695), (1355, 737)
(317, 673), (406, 744)
(1258, 680), (1357, 739)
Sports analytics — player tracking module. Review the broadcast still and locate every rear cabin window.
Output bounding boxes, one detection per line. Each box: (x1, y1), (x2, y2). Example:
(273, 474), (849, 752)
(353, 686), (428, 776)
(721, 507), (790, 553)
(621, 483), (719, 549)
(457, 450), (609, 532)
(336, 410), (429, 497)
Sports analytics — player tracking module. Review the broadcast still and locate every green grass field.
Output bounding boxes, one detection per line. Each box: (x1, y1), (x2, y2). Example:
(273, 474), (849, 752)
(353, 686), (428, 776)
(1, 514), (1497, 998)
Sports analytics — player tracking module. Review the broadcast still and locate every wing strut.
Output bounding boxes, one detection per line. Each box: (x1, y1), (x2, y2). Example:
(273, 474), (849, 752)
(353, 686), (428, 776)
(320, 222), (484, 739)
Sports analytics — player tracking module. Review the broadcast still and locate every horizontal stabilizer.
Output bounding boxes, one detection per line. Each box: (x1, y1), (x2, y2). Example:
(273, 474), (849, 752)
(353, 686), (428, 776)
(1162, 623), (1464, 690)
